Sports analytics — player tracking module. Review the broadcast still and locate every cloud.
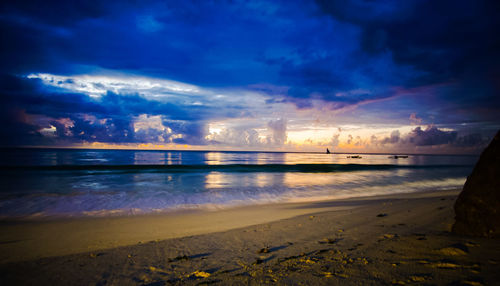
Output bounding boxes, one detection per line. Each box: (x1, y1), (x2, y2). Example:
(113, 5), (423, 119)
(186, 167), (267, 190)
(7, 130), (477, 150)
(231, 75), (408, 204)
(267, 119), (287, 146)
(347, 134), (353, 145)
(162, 120), (208, 145)
(452, 133), (489, 148)
(1, 1), (499, 150)
(407, 126), (457, 146)
(136, 15), (164, 33)
(330, 134), (340, 148)
(0, 74), (212, 145)
(0, 0), (418, 112)
(315, 0), (500, 109)
(207, 127), (263, 147)
(368, 125), (490, 152)
(380, 130), (400, 145)
(409, 113), (422, 125)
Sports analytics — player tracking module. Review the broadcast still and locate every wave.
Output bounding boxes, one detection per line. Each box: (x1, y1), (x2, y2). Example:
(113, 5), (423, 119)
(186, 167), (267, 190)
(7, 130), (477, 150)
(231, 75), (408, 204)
(0, 163), (471, 173)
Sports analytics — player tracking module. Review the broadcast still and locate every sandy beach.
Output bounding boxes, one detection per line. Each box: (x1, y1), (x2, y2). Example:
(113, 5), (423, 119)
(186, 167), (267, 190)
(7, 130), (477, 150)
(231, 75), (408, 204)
(1, 188), (499, 285)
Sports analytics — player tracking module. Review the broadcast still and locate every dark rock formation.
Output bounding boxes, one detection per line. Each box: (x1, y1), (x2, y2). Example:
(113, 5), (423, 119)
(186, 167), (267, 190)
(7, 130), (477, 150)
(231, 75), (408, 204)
(453, 130), (500, 237)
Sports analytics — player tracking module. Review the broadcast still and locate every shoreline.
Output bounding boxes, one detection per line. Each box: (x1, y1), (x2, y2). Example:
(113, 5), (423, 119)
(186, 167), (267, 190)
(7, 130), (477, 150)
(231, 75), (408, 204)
(1, 188), (460, 264)
(2, 187), (500, 285)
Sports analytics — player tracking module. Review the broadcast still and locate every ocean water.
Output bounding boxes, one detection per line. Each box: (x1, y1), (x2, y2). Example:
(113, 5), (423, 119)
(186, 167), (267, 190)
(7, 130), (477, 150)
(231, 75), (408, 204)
(0, 149), (477, 219)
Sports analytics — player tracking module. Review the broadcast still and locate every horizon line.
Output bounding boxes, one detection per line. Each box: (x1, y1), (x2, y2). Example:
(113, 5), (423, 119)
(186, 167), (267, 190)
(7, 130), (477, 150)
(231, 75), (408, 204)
(0, 145), (481, 156)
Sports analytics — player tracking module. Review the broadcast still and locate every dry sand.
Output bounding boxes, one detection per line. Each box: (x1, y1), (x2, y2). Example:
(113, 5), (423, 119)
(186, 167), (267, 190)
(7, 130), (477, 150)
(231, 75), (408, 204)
(1, 189), (499, 285)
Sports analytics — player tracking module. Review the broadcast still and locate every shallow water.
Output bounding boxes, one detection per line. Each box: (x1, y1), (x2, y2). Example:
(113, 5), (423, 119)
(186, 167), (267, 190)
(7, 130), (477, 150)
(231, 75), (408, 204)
(0, 149), (477, 218)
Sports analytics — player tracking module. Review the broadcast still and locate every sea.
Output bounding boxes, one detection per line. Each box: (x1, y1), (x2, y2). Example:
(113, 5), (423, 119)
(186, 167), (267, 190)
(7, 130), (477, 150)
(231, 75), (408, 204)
(0, 148), (478, 219)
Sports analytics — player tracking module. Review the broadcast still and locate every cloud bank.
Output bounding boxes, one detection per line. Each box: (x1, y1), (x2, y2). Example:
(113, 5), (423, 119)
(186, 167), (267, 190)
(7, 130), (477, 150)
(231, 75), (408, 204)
(1, 0), (498, 153)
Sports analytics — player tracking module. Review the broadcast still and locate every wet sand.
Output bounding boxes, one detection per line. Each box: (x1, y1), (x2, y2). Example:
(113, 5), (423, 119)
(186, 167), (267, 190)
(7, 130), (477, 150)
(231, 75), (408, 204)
(1, 189), (500, 285)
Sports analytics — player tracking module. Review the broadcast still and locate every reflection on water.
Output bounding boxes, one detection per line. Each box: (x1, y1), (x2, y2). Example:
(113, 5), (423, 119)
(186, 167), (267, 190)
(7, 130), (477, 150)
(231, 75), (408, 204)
(0, 149), (478, 218)
(205, 152), (223, 165)
(205, 172), (284, 189)
(0, 148), (478, 166)
(134, 151), (166, 165)
(205, 172), (228, 188)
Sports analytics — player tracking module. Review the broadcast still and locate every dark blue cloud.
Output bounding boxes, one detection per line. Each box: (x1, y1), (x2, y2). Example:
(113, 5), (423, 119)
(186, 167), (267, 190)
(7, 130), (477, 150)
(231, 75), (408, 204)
(2, 1), (498, 103)
(0, 74), (211, 145)
(407, 126), (457, 146)
(1, 0), (499, 148)
(0, 75), (194, 120)
(315, 0), (500, 106)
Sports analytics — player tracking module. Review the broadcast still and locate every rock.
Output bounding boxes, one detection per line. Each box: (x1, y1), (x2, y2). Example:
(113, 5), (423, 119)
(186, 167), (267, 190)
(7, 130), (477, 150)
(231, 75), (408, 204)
(452, 130), (500, 237)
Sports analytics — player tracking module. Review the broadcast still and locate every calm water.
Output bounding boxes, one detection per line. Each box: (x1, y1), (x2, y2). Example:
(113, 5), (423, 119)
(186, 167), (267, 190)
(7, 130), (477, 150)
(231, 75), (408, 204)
(0, 149), (477, 219)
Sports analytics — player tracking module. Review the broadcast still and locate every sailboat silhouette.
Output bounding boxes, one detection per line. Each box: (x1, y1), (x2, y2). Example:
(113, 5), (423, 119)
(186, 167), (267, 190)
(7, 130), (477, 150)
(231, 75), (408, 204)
(326, 148), (331, 154)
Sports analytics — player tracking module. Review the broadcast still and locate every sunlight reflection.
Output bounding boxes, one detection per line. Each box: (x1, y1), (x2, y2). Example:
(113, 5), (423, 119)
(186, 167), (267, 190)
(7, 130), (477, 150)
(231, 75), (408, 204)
(205, 172), (279, 189)
(205, 152), (223, 165)
(205, 172), (231, 189)
(133, 151), (166, 164)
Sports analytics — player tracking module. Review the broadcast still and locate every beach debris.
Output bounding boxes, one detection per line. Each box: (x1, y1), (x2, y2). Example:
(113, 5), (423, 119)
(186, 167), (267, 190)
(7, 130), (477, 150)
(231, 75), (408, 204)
(321, 271), (333, 277)
(334, 272), (349, 278)
(377, 213), (388, 217)
(318, 237), (342, 244)
(253, 255), (275, 265)
(190, 270), (211, 278)
(298, 257), (317, 264)
(465, 241), (480, 247)
(309, 215), (315, 219)
(147, 266), (169, 274)
(409, 276), (425, 282)
(357, 257), (369, 265)
(236, 260), (250, 270)
(408, 274), (431, 282)
(380, 233), (399, 240)
(438, 247), (467, 256)
(138, 274), (152, 283)
(427, 262), (460, 269)
(169, 255), (190, 262)
(461, 280), (484, 286)
(87, 252), (105, 258)
(257, 247), (269, 254)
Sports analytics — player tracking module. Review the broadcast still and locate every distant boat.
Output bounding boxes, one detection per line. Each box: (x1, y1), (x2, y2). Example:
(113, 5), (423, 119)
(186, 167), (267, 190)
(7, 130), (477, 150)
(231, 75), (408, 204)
(326, 148), (331, 154)
(347, 155), (362, 159)
(389, 155), (409, 159)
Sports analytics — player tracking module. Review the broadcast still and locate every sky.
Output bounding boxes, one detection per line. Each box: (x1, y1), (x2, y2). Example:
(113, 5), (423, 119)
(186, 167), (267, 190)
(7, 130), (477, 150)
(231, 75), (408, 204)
(1, 0), (499, 154)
